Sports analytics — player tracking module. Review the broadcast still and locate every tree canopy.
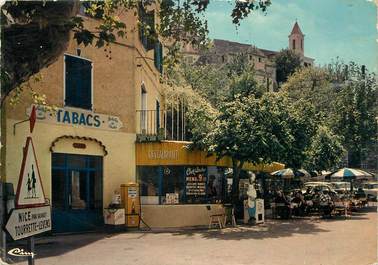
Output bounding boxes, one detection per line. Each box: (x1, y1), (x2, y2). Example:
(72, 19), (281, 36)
(283, 61), (377, 168)
(275, 48), (301, 85)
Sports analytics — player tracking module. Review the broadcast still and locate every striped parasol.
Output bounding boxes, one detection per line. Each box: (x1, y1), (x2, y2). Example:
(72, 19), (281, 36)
(271, 168), (295, 179)
(330, 168), (372, 180)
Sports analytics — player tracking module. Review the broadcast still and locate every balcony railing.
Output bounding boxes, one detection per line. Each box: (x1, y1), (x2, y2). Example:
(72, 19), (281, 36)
(136, 109), (187, 142)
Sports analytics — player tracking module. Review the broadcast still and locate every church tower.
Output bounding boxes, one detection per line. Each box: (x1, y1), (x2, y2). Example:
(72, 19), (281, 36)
(289, 21), (304, 57)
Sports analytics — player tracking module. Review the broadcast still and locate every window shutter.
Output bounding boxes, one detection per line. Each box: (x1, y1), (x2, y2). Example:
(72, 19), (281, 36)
(65, 55), (92, 109)
(146, 11), (155, 51)
(154, 41), (163, 74)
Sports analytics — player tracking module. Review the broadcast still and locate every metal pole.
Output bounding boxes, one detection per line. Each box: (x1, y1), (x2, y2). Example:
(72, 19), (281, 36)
(181, 99), (184, 141)
(176, 99), (179, 141)
(27, 236), (35, 265)
(183, 100), (186, 141)
(171, 103), (173, 140)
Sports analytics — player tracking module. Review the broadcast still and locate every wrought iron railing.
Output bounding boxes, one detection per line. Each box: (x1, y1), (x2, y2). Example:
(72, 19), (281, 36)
(136, 108), (187, 142)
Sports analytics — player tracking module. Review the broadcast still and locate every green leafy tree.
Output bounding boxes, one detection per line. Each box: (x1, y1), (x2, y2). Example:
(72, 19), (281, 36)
(281, 97), (318, 169)
(275, 48), (301, 85)
(179, 63), (230, 108)
(284, 60), (377, 168)
(304, 126), (345, 171)
(208, 93), (292, 204)
(329, 62), (377, 167)
(180, 53), (264, 108)
(282, 67), (335, 117)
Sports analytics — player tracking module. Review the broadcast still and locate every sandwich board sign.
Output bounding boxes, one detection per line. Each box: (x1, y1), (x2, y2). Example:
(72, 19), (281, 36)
(15, 137), (46, 208)
(5, 205), (51, 240)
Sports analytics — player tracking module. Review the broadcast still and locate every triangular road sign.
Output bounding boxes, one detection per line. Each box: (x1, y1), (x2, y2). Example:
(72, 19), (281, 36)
(15, 137), (46, 208)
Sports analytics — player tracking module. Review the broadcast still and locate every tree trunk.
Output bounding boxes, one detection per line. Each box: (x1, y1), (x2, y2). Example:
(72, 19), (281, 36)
(231, 159), (244, 206)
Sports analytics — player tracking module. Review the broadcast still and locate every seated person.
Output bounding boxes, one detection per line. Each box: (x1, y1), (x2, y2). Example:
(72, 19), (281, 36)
(274, 191), (290, 205)
(291, 191), (305, 216)
(304, 187), (314, 201)
(319, 190), (334, 217)
(274, 191), (290, 219)
(354, 187), (366, 199)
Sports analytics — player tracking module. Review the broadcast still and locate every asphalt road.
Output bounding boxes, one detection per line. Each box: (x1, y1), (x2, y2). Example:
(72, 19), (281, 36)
(7, 207), (378, 265)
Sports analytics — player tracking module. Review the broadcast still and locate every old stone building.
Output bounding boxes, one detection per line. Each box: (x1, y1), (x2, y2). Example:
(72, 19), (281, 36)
(183, 22), (315, 91)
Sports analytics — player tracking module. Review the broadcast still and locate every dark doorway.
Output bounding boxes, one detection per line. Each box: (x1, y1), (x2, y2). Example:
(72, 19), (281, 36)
(51, 153), (103, 233)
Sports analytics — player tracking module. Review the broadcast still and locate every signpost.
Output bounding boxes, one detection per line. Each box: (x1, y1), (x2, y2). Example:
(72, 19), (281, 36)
(15, 137), (46, 208)
(5, 206), (51, 241)
(5, 114), (50, 265)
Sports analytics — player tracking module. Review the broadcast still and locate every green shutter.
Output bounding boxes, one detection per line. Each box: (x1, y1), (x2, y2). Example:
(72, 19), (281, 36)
(65, 55), (92, 109)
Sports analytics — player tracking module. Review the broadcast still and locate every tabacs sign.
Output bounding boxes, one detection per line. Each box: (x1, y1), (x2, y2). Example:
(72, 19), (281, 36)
(15, 137), (46, 208)
(26, 105), (123, 131)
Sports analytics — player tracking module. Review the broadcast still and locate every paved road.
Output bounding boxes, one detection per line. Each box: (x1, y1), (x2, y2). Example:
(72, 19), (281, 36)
(7, 207), (378, 265)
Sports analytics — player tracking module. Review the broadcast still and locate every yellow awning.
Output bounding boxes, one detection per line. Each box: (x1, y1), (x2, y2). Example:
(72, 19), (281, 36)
(136, 141), (285, 173)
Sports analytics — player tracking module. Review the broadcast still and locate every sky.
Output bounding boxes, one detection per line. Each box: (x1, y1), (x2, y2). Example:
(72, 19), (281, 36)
(203, 0), (377, 73)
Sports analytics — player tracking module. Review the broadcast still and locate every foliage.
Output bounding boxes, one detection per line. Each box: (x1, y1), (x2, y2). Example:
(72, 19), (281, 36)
(283, 60), (378, 168)
(179, 62), (230, 107)
(282, 67), (335, 118)
(162, 65), (217, 150)
(280, 96), (318, 169)
(208, 93), (292, 203)
(275, 49), (301, 85)
(179, 54), (264, 108)
(329, 62), (377, 167)
(228, 60), (265, 99)
(304, 126), (345, 171)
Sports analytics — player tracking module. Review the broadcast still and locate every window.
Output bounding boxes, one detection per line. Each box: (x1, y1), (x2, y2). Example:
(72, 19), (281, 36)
(292, 39), (296, 50)
(138, 166), (160, 205)
(64, 54), (92, 110)
(301, 39), (303, 50)
(162, 166), (186, 204)
(258, 57), (262, 63)
(137, 166), (228, 205)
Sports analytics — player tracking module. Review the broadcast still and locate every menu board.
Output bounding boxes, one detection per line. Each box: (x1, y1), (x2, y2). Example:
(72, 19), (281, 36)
(185, 167), (207, 196)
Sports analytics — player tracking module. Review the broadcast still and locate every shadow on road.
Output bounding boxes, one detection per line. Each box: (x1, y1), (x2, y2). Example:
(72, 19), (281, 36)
(170, 206), (376, 240)
(171, 218), (330, 241)
(6, 232), (121, 264)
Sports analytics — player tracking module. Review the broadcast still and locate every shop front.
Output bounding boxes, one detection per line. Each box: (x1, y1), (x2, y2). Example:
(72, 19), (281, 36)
(136, 141), (284, 228)
(6, 108), (137, 233)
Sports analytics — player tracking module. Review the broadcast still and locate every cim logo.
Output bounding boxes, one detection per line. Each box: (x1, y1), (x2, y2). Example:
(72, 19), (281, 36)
(8, 248), (36, 258)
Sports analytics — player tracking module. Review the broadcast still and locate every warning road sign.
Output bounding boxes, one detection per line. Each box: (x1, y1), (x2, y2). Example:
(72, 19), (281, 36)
(6, 206), (51, 240)
(15, 137), (46, 208)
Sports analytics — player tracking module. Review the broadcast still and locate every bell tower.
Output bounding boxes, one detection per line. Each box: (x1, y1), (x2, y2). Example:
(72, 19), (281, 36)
(289, 21), (304, 57)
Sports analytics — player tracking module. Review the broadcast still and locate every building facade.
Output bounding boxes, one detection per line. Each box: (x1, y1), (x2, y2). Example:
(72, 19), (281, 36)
(183, 22), (315, 91)
(4, 4), (164, 232)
